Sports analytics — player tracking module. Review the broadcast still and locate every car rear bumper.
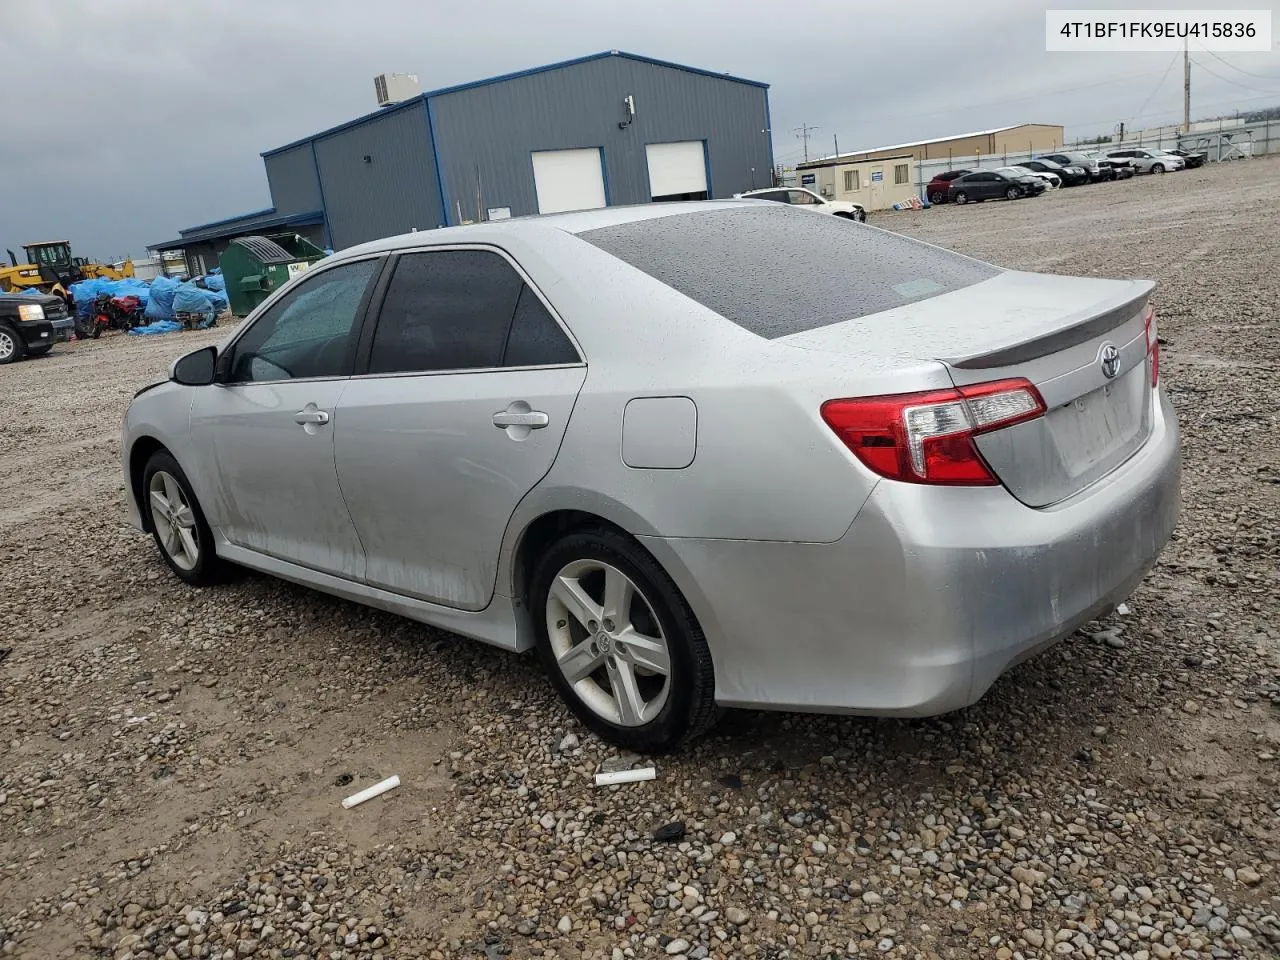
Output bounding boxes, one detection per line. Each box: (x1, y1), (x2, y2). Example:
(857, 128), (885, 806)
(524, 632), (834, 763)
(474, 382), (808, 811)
(643, 389), (1180, 715)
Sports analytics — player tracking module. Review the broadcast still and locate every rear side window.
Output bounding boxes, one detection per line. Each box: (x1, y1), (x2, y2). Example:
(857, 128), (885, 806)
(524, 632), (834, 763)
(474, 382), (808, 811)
(579, 206), (999, 340)
(368, 249), (577, 374)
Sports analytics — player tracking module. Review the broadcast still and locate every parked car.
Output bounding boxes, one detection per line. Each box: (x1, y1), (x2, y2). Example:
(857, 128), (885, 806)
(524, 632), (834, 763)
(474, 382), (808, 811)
(1018, 158), (1090, 186)
(1105, 149), (1185, 174)
(927, 169), (972, 204)
(948, 170), (1045, 204)
(997, 165), (1060, 189)
(121, 202), (1180, 751)
(0, 292), (74, 364)
(1085, 152), (1135, 179)
(1036, 151), (1112, 182)
(1167, 149), (1207, 169)
(736, 187), (866, 221)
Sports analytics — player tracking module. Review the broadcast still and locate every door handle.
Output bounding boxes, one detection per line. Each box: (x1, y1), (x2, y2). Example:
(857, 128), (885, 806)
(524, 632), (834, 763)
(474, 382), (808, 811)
(492, 411), (549, 429)
(294, 409), (330, 425)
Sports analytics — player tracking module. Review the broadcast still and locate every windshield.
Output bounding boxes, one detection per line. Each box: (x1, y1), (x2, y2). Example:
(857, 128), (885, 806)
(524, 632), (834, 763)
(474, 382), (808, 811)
(579, 206), (999, 339)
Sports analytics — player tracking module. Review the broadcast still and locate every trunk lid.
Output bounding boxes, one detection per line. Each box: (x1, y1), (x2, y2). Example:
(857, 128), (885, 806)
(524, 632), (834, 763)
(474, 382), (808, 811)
(780, 270), (1156, 506)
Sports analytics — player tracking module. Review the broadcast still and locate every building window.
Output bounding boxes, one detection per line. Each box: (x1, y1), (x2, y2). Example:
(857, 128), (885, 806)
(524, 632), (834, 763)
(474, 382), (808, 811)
(843, 170), (860, 191)
(894, 163), (910, 185)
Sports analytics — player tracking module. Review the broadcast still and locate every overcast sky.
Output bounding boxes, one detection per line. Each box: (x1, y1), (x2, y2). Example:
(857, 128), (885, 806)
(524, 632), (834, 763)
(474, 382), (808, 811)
(3, 0), (1278, 260)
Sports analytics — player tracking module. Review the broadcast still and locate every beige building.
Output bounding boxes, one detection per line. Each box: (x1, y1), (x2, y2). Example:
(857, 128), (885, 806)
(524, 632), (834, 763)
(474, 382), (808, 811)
(801, 123), (1065, 166)
(798, 154), (917, 211)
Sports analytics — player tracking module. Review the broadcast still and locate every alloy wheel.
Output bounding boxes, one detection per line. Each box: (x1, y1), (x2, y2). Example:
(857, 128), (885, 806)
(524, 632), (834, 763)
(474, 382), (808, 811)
(546, 559), (672, 727)
(149, 470), (200, 571)
(0, 330), (15, 362)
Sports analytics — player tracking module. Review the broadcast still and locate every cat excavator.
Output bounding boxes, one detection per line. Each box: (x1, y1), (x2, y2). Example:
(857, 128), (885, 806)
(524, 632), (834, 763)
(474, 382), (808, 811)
(0, 241), (134, 305)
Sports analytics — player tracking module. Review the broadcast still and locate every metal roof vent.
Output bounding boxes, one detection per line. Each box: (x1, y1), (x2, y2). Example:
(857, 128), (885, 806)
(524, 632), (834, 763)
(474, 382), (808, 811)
(374, 73), (421, 107)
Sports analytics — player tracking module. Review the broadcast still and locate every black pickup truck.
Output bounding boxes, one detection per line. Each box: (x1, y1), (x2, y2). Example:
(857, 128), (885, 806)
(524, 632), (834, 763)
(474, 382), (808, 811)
(0, 292), (75, 364)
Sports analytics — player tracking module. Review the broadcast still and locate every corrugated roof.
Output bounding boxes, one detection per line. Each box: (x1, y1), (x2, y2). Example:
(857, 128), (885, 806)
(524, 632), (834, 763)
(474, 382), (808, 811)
(149, 210), (325, 252)
(799, 125), (1057, 167)
(261, 50), (769, 158)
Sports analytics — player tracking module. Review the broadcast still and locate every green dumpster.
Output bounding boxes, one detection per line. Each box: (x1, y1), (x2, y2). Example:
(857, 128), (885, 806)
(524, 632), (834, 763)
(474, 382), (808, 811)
(218, 233), (326, 317)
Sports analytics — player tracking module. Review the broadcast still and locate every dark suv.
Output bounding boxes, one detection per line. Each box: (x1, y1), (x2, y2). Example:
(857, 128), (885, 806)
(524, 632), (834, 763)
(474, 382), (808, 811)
(1037, 151), (1112, 182)
(0, 292), (75, 364)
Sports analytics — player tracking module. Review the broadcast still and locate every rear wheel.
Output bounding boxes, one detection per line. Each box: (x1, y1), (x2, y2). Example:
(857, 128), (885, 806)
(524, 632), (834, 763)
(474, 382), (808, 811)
(953, 191), (968, 204)
(142, 450), (226, 586)
(0, 323), (25, 365)
(531, 527), (718, 753)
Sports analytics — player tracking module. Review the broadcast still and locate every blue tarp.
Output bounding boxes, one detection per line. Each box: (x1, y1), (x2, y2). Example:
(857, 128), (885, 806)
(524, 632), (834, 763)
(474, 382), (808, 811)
(127, 319), (183, 336)
(145, 276), (180, 321)
(69, 277), (152, 317)
(173, 282), (227, 329)
(18, 287), (45, 296)
(203, 273), (226, 293)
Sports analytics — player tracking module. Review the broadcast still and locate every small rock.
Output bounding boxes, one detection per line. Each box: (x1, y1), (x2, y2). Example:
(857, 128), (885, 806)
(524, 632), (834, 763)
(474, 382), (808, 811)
(516, 920), (537, 936)
(1181, 700), (1199, 715)
(557, 733), (579, 752)
(1236, 866), (1261, 885)
(725, 907), (750, 926)
(652, 821), (686, 843)
(1230, 925), (1252, 941)
(877, 938), (894, 952)
(719, 831), (736, 845)
(1105, 634), (1127, 649)
(557, 915), (572, 934)
(862, 891), (883, 905)
(1025, 930), (1045, 948)
(666, 938), (690, 955)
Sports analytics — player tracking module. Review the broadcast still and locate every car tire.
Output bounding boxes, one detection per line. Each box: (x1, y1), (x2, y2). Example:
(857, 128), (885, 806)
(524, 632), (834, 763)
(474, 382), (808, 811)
(142, 450), (227, 586)
(530, 526), (718, 753)
(1152, 163), (1165, 174)
(1005, 187), (1020, 200)
(929, 191), (945, 204)
(0, 322), (26, 365)
(953, 191), (968, 204)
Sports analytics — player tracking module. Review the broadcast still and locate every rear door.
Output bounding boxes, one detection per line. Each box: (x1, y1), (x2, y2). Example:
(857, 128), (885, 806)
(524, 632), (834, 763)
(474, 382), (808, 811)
(333, 247), (587, 610)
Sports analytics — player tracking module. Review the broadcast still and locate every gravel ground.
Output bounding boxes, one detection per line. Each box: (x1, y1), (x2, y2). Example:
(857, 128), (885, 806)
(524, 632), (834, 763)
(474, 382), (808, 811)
(2, 159), (1278, 960)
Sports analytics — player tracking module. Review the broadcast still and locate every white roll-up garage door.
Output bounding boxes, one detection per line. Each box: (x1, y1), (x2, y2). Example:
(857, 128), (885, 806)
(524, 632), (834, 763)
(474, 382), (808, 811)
(645, 141), (709, 201)
(531, 148), (607, 214)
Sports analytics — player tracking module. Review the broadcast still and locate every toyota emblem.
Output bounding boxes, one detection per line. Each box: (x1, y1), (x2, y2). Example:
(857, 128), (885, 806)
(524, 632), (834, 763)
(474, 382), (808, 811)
(1098, 343), (1120, 379)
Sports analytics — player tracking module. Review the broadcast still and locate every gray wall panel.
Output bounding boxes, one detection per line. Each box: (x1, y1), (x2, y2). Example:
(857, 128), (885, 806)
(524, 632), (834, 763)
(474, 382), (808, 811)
(313, 103), (444, 249)
(264, 145), (322, 216)
(429, 57), (771, 224)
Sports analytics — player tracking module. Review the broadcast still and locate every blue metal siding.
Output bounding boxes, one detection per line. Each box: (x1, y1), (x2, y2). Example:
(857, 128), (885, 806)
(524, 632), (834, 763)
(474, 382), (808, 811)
(265, 145), (322, 215)
(429, 57), (771, 222)
(313, 106), (444, 249)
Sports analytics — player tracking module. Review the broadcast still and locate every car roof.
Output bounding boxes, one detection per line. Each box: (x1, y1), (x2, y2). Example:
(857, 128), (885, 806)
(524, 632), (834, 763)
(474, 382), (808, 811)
(334, 200), (774, 260)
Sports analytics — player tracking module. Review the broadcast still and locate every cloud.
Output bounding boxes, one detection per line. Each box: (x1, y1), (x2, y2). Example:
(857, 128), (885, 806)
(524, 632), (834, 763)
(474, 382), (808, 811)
(2, 0), (1277, 258)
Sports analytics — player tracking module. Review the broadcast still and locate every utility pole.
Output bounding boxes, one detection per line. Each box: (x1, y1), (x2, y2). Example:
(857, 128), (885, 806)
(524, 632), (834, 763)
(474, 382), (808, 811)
(794, 123), (819, 163)
(1183, 38), (1191, 134)
(833, 134), (840, 158)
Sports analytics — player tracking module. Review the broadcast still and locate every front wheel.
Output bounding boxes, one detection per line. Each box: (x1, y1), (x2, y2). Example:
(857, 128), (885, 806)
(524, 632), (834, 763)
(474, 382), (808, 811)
(0, 323), (25, 365)
(929, 191), (945, 204)
(142, 450), (226, 586)
(1006, 187), (1020, 200)
(953, 191), (968, 204)
(531, 527), (718, 753)
(1152, 163), (1165, 174)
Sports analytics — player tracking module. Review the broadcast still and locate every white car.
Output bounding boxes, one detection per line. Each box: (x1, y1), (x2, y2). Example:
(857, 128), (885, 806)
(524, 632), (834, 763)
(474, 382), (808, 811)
(735, 187), (867, 221)
(997, 165), (1060, 189)
(1105, 149), (1185, 174)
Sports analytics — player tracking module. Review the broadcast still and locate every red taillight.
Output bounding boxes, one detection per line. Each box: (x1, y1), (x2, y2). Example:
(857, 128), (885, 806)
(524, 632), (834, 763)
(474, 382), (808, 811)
(821, 378), (1046, 485)
(1144, 304), (1159, 387)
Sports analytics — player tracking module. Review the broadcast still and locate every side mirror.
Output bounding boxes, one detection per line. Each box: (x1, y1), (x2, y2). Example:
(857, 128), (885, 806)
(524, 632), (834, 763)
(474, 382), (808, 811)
(171, 345), (218, 386)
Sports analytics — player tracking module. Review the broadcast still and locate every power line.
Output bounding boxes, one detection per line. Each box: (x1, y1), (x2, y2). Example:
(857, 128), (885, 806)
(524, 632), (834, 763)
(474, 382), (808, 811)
(793, 123), (820, 162)
(1193, 41), (1280, 82)
(1191, 55), (1280, 97)
(1133, 50), (1182, 121)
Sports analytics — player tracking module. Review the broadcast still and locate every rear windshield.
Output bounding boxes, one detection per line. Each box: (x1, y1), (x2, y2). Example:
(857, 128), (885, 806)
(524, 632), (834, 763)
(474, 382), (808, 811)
(578, 206), (999, 339)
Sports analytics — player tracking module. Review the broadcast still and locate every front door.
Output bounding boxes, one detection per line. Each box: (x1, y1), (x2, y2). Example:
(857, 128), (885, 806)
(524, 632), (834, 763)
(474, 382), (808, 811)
(190, 256), (382, 578)
(334, 247), (587, 610)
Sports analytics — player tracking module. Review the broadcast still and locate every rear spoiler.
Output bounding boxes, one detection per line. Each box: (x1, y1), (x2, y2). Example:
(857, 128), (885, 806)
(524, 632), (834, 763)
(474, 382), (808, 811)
(947, 283), (1153, 370)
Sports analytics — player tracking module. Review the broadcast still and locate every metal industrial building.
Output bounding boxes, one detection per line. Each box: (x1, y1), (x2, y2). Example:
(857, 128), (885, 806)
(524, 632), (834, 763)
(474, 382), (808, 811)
(151, 51), (772, 268)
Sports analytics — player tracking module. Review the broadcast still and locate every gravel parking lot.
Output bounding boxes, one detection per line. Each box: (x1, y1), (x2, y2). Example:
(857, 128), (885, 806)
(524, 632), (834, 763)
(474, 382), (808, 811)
(2, 159), (1278, 960)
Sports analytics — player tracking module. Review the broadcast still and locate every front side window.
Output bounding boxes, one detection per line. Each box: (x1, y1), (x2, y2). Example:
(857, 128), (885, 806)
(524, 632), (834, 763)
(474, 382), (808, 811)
(368, 249), (578, 375)
(227, 258), (379, 383)
(787, 190), (822, 205)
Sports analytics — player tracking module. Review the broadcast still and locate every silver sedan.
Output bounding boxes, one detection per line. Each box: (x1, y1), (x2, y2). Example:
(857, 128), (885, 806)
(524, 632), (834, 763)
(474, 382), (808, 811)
(122, 202), (1181, 752)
